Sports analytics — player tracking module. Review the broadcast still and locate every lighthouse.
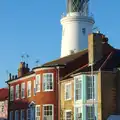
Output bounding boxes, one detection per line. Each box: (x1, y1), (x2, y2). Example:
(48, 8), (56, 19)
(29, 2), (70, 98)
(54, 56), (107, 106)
(61, 0), (95, 57)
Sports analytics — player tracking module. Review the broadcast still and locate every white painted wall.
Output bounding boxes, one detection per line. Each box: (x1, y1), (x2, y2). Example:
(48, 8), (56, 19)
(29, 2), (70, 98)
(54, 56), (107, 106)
(60, 13), (94, 57)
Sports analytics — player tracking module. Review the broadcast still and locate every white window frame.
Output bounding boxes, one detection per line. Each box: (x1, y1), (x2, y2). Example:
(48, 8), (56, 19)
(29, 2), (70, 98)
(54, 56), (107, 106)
(9, 111), (13, 120)
(43, 73), (54, 92)
(15, 84), (19, 100)
(21, 83), (25, 99)
(36, 74), (40, 92)
(21, 109), (25, 120)
(10, 86), (14, 101)
(0, 102), (4, 113)
(15, 110), (19, 120)
(86, 75), (95, 100)
(65, 83), (72, 101)
(74, 76), (82, 101)
(27, 81), (31, 98)
(36, 105), (40, 120)
(65, 110), (72, 120)
(43, 104), (54, 120)
(34, 80), (36, 96)
(74, 107), (82, 120)
(27, 108), (31, 120)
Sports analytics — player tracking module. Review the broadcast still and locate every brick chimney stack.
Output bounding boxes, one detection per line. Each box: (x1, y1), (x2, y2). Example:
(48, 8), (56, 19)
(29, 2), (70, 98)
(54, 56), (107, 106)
(88, 33), (108, 65)
(18, 62), (30, 77)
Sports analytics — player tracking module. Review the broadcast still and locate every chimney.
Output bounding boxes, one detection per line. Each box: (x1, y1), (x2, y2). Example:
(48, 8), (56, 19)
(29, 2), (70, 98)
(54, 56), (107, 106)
(18, 62), (30, 77)
(88, 33), (104, 65)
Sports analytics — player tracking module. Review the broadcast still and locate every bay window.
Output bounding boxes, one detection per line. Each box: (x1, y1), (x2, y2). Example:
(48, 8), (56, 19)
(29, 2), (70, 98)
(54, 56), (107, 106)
(43, 73), (54, 91)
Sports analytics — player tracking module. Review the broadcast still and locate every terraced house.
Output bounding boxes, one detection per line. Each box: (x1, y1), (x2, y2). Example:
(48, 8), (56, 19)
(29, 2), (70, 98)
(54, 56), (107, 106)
(60, 33), (120, 120)
(7, 33), (120, 120)
(7, 62), (59, 120)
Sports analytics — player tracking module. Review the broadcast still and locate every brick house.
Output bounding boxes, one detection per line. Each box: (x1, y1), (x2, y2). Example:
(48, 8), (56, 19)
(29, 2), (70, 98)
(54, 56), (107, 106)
(7, 62), (60, 120)
(0, 88), (8, 120)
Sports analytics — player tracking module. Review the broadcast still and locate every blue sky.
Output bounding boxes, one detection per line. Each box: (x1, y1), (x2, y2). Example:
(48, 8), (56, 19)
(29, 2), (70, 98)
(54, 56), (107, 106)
(0, 0), (120, 88)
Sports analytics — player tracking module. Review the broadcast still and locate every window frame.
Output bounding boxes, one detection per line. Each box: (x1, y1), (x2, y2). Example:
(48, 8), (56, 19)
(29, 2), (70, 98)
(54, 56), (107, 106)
(86, 105), (94, 120)
(35, 74), (41, 92)
(27, 108), (31, 120)
(9, 111), (13, 120)
(43, 73), (54, 92)
(65, 110), (72, 120)
(65, 83), (72, 101)
(15, 110), (19, 120)
(35, 105), (40, 120)
(74, 76), (82, 101)
(21, 83), (25, 99)
(21, 109), (25, 120)
(86, 75), (95, 100)
(27, 81), (31, 98)
(43, 104), (54, 120)
(10, 86), (14, 101)
(15, 84), (20, 100)
(75, 107), (82, 120)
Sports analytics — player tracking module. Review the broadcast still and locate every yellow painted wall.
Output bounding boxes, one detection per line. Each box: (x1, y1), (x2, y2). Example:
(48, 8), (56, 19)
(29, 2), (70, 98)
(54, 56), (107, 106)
(60, 78), (74, 120)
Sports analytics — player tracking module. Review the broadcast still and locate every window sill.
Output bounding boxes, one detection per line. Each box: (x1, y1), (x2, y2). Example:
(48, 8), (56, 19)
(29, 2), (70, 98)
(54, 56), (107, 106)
(65, 98), (72, 101)
(27, 96), (31, 98)
(43, 89), (54, 92)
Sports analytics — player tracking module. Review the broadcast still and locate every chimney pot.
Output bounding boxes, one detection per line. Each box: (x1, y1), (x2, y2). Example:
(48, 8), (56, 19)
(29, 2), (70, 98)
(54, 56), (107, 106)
(12, 75), (14, 80)
(9, 73), (11, 80)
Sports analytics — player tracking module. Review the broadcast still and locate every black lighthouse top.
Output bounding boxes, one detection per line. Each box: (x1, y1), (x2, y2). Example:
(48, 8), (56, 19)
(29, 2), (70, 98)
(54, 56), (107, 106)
(67, 0), (89, 15)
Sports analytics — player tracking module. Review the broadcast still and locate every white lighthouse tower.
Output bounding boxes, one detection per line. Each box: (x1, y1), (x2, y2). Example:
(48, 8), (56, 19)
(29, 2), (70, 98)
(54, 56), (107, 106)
(61, 0), (95, 57)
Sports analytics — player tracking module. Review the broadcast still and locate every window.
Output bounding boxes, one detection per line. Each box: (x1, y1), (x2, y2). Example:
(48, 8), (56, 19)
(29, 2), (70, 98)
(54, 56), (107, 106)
(21, 83), (25, 98)
(43, 105), (53, 120)
(34, 80), (36, 95)
(15, 84), (19, 99)
(27, 81), (31, 97)
(10, 111), (13, 120)
(21, 110), (25, 120)
(75, 77), (82, 101)
(75, 107), (82, 120)
(65, 83), (71, 100)
(86, 106), (94, 120)
(27, 109), (31, 120)
(82, 28), (86, 35)
(36, 105), (40, 120)
(0, 102), (4, 112)
(15, 110), (19, 120)
(65, 110), (72, 120)
(43, 73), (54, 91)
(86, 76), (95, 100)
(36, 75), (40, 92)
(10, 86), (14, 101)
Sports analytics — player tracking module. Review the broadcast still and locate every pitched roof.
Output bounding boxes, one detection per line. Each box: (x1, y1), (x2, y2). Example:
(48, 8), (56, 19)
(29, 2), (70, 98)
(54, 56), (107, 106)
(0, 88), (8, 101)
(33, 49), (88, 70)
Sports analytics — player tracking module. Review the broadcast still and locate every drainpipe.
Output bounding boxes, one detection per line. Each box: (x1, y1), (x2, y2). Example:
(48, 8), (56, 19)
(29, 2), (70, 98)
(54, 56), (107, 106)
(56, 66), (60, 120)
